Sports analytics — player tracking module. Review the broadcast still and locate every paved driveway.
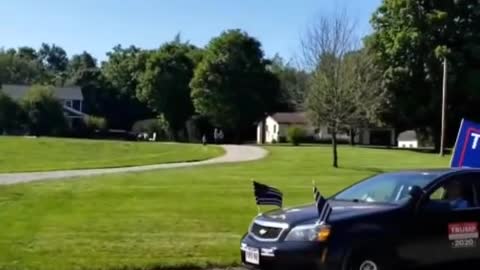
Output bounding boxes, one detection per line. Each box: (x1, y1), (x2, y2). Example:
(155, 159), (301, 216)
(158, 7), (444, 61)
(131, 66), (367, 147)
(0, 145), (267, 185)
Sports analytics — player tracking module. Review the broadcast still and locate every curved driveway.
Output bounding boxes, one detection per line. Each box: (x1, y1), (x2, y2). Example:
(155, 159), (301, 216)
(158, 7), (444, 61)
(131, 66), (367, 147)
(0, 145), (268, 185)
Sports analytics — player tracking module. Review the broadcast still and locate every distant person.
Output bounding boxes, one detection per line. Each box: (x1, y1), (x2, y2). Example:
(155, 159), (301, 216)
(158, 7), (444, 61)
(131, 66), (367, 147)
(218, 129), (224, 144)
(202, 134), (207, 146)
(149, 132), (157, 142)
(213, 128), (218, 144)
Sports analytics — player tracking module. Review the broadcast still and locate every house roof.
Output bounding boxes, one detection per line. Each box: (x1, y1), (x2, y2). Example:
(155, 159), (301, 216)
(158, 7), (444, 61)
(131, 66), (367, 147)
(398, 130), (417, 141)
(1, 84), (83, 101)
(270, 112), (308, 124)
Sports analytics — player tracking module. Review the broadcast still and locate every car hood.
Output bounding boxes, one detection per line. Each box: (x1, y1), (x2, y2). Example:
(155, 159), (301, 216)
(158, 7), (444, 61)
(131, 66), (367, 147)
(256, 200), (399, 226)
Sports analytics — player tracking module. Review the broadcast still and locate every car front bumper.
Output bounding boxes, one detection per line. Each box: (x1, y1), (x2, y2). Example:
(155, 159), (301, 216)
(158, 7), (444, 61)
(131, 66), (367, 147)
(240, 234), (338, 270)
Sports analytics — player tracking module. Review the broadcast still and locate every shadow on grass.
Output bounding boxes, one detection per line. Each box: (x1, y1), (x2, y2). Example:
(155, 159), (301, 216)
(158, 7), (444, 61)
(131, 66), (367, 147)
(356, 145), (453, 155)
(262, 143), (331, 147)
(409, 148), (452, 155)
(341, 166), (385, 174)
(110, 263), (242, 270)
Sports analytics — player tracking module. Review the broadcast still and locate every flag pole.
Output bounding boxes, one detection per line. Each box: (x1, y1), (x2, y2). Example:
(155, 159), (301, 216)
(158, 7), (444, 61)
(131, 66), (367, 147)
(440, 57), (448, 156)
(253, 178), (261, 215)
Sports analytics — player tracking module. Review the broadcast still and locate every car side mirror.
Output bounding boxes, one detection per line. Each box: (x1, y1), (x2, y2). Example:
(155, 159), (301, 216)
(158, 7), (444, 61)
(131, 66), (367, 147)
(409, 185), (424, 201)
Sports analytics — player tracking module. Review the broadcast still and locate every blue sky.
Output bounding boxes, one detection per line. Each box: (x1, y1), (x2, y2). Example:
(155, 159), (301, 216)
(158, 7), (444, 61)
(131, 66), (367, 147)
(2, 0), (382, 62)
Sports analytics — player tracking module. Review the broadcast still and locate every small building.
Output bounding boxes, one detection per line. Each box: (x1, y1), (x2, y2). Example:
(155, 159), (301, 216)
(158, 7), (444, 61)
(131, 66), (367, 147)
(1, 84), (86, 127)
(397, 130), (418, 148)
(257, 112), (395, 146)
(256, 112), (308, 143)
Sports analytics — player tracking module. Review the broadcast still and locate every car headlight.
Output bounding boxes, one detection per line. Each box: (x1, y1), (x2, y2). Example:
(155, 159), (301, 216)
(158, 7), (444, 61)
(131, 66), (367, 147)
(284, 223), (331, 242)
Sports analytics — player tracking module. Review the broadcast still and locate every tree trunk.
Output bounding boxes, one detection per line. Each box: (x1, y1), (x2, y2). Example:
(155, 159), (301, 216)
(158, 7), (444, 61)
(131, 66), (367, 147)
(234, 128), (242, 144)
(170, 127), (179, 142)
(432, 126), (441, 152)
(182, 125), (189, 142)
(331, 130), (338, 168)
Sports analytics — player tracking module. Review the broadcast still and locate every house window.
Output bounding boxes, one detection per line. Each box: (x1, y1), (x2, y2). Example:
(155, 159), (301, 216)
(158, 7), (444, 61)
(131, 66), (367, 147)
(273, 125), (277, 133)
(65, 100), (72, 108)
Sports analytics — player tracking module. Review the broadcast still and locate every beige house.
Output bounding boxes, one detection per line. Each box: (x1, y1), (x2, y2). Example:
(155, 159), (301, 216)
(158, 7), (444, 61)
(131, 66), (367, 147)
(257, 112), (395, 146)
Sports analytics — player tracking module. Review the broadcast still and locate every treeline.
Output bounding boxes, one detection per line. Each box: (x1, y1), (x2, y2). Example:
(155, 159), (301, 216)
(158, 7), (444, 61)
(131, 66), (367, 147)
(368, 0), (480, 149)
(2, 0), (480, 148)
(0, 31), (306, 141)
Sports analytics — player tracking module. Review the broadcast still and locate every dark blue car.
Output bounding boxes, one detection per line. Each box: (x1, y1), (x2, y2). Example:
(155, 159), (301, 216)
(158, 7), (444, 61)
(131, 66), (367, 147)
(241, 168), (480, 270)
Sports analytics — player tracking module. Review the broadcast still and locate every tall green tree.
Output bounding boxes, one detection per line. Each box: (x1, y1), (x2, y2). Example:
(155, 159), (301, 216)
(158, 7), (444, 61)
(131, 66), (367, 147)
(269, 54), (309, 111)
(67, 52), (98, 88)
(137, 42), (197, 138)
(369, 0), (480, 148)
(101, 45), (153, 129)
(67, 51), (112, 117)
(68, 51), (97, 73)
(0, 49), (45, 85)
(190, 29), (280, 140)
(38, 43), (69, 85)
(38, 43), (69, 73)
(22, 85), (66, 136)
(17, 47), (38, 61)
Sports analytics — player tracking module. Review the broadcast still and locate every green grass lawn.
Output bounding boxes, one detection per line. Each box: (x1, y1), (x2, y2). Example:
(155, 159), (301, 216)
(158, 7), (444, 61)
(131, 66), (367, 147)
(0, 146), (450, 270)
(0, 137), (224, 173)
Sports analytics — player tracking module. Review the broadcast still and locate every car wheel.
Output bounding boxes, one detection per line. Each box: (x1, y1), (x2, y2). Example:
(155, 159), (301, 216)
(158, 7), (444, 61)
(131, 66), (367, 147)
(358, 260), (379, 270)
(348, 252), (390, 270)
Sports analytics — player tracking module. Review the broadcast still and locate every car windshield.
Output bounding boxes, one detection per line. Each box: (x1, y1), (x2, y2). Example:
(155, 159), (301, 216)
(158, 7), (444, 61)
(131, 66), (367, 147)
(332, 172), (441, 204)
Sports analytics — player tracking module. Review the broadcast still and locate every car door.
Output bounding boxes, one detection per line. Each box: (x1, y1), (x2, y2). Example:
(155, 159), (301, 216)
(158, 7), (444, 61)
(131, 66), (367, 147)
(397, 173), (480, 267)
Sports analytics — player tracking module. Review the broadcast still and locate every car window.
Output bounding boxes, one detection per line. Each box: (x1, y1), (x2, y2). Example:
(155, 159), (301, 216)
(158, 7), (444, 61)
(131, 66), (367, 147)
(429, 187), (446, 201)
(361, 180), (397, 202)
(426, 176), (477, 210)
(469, 173), (480, 207)
(333, 172), (439, 204)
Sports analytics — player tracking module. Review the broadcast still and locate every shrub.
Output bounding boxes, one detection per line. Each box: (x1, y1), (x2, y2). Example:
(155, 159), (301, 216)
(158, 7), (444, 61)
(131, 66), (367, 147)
(22, 85), (66, 136)
(287, 126), (306, 146)
(131, 115), (171, 140)
(83, 116), (107, 132)
(185, 115), (213, 142)
(0, 90), (24, 133)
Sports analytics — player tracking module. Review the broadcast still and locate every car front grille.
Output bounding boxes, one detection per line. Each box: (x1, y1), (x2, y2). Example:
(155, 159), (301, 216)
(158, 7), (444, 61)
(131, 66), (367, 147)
(249, 221), (287, 241)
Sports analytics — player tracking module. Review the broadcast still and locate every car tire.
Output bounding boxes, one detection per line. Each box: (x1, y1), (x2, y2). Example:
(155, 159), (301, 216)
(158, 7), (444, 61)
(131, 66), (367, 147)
(347, 251), (392, 270)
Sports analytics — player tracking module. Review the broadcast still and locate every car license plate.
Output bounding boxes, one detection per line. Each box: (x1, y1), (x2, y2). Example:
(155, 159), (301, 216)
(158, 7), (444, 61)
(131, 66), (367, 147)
(245, 247), (259, 265)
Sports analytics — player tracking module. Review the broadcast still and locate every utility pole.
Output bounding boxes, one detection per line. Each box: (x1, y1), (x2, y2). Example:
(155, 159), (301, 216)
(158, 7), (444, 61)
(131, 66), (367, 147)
(440, 57), (447, 156)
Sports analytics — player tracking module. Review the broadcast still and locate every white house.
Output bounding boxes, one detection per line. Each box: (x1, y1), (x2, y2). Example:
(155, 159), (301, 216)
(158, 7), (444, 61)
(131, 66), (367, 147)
(1, 84), (87, 127)
(257, 112), (308, 143)
(257, 112), (395, 146)
(397, 130), (419, 148)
